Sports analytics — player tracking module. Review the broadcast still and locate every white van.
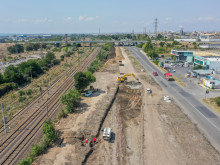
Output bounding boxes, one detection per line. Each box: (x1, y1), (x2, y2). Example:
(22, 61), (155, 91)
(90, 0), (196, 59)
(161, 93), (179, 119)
(147, 88), (152, 94)
(103, 128), (112, 140)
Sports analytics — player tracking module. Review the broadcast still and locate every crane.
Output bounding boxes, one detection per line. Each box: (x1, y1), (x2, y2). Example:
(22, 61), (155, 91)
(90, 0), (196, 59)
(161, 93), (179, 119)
(117, 73), (137, 82)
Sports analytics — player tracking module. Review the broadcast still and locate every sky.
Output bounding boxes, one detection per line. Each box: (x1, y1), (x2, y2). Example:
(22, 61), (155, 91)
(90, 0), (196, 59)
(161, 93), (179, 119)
(0, 0), (219, 34)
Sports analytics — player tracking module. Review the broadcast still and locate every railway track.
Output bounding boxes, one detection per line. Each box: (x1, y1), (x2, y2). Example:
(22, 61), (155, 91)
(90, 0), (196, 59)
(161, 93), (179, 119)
(0, 47), (100, 164)
(0, 48), (96, 134)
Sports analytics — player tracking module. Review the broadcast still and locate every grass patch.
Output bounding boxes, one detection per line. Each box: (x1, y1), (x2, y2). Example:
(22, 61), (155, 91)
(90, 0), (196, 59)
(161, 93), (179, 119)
(203, 97), (220, 114)
(173, 76), (187, 87)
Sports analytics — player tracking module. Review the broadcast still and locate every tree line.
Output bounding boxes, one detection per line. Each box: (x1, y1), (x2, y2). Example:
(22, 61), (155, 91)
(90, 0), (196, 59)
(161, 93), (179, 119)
(7, 43), (47, 54)
(0, 52), (59, 96)
(60, 43), (114, 116)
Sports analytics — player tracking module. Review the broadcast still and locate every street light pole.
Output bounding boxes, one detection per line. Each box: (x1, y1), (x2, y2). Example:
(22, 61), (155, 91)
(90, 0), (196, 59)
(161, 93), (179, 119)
(1, 103), (7, 133)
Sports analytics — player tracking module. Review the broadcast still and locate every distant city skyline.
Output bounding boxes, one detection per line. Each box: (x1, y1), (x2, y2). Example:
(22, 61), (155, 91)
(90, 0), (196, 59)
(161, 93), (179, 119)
(0, 0), (219, 34)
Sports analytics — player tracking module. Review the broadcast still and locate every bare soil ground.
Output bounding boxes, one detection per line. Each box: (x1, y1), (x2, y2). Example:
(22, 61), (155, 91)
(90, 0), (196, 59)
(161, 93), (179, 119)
(34, 46), (220, 165)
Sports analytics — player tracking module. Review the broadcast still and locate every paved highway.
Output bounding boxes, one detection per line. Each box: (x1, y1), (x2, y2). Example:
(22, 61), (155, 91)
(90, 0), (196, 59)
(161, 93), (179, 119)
(127, 46), (220, 152)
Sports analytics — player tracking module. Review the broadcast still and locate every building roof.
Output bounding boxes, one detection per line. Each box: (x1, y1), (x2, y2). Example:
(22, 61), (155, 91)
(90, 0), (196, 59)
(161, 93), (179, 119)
(172, 49), (193, 53)
(208, 58), (220, 62)
(192, 70), (212, 75)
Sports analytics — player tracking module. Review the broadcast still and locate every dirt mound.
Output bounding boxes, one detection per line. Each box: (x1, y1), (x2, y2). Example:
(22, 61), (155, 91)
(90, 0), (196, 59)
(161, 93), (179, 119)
(124, 81), (142, 89)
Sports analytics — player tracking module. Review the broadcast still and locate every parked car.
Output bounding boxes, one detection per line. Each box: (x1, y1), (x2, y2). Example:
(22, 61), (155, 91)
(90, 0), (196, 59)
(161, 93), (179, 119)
(84, 90), (92, 97)
(153, 71), (158, 76)
(170, 69), (176, 73)
(147, 88), (152, 94)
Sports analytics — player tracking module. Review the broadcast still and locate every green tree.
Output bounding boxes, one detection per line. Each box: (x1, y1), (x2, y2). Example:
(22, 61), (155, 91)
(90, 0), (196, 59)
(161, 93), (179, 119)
(0, 73), (4, 84)
(84, 71), (96, 83)
(159, 42), (165, 47)
(4, 65), (24, 84)
(7, 44), (24, 54)
(172, 40), (180, 46)
(18, 60), (42, 78)
(148, 49), (158, 59)
(61, 89), (81, 112)
(74, 72), (90, 92)
(142, 38), (153, 53)
(45, 52), (56, 65)
(157, 34), (163, 40)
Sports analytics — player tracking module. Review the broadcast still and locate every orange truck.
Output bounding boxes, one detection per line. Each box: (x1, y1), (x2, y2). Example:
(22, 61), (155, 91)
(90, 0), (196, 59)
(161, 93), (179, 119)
(164, 73), (173, 81)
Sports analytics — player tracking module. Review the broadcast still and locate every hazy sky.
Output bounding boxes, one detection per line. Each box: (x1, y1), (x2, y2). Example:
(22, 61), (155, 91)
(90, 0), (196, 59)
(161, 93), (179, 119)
(0, 0), (219, 33)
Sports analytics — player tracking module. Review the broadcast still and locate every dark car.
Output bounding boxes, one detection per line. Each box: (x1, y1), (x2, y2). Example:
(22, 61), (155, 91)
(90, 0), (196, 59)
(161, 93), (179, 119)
(153, 71), (158, 76)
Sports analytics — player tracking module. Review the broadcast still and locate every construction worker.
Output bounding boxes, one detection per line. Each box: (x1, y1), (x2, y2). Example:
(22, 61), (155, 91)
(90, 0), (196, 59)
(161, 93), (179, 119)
(93, 137), (97, 143)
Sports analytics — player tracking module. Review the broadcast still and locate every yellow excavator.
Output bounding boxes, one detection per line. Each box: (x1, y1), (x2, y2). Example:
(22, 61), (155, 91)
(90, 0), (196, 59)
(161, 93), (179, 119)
(117, 73), (137, 82)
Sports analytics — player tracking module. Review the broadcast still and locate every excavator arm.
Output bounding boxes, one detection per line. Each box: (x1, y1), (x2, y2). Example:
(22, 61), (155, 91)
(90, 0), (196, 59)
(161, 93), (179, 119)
(117, 73), (137, 82)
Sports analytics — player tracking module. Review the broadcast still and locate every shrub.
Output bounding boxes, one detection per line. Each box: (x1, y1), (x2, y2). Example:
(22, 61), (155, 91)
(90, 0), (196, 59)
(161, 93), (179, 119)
(58, 109), (68, 119)
(43, 120), (57, 142)
(26, 89), (33, 95)
(19, 90), (25, 96)
(12, 83), (18, 90)
(61, 89), (81, 112)
(60, 55), (64, 61)
(19, 96), (26, 102)
(30, 144), (43, 158)
(216, 97), (220, 106)
(153, 59), (159, 65)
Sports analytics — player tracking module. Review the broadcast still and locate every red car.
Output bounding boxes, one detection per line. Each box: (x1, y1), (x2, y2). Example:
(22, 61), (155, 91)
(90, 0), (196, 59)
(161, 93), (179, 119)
(153, 71), (158, 76)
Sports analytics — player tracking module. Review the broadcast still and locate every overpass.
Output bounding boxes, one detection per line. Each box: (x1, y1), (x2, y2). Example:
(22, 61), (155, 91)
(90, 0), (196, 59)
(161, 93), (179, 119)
(29, 40), (150, 45)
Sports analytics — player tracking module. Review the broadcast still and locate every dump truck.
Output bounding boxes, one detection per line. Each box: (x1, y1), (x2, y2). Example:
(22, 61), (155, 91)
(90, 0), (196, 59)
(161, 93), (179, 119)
(164, 73), (173, 81)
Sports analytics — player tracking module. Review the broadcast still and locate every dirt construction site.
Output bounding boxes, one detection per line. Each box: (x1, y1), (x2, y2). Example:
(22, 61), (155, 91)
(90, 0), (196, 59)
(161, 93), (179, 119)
(34, 47), (220, 165)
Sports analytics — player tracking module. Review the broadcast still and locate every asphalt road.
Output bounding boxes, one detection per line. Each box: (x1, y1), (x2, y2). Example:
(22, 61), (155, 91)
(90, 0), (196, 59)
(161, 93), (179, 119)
(127, 46), (220, 152)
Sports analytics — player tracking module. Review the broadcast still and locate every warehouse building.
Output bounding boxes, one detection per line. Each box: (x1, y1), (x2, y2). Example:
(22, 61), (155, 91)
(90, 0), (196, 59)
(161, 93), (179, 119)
(194, 56), (220, 71)
(171, 50), (193, 63)
(199, 44), (220, 49)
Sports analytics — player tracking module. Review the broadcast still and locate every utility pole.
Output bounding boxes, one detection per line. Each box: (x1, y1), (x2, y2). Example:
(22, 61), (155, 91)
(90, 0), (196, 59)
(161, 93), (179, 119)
(39, 35), (43, 57)
(65, 34), (68, 47)
(132, 29), (134, 39)
(1, 103), (7, 133)
(46, 99), (49, 117)
(154, 18), (158, 38)
(49, 73), (51, 92)
(99, 27), (100, 35)
(143, 27), (146, 37)
(14, 35), (18, 55)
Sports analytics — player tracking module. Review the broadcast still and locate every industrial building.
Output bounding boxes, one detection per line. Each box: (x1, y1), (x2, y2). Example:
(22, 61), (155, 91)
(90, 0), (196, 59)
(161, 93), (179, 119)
(194, 56), (220, 71)
(199, 44), (220, 49)
(171, 50), (193, 63)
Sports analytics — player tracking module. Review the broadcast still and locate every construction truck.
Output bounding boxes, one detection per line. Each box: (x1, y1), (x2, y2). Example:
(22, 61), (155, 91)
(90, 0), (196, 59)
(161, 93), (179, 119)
(117, 73), (137, 82)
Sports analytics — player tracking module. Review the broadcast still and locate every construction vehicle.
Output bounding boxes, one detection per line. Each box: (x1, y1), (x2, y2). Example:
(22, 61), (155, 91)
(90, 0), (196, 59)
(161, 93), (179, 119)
(117, 73), (137, 82)
(103, 128), (112, 140)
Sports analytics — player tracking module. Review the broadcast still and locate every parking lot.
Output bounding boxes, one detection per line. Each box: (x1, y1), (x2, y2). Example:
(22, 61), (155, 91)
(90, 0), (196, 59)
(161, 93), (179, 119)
(157, 57), (220, 99)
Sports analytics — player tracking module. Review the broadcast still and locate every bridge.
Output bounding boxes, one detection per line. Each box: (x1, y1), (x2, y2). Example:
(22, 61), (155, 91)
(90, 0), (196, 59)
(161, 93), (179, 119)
(29, 40), (150, 46)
